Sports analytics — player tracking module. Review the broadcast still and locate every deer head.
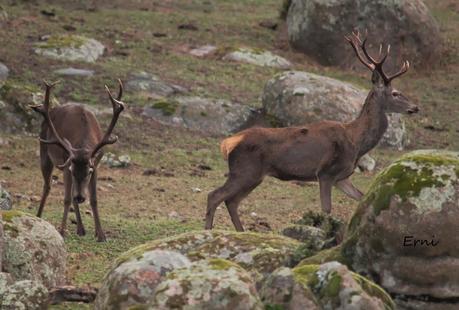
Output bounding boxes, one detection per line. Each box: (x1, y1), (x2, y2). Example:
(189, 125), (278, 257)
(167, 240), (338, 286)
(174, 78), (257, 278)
(32, 80), (125, 204)
(345, 31), (419, 115)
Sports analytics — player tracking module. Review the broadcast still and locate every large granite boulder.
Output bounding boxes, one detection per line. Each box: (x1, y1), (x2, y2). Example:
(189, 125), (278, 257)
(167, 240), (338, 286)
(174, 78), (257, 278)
(223, 47), (292, 69)
(286, 0), (441, 69)
(116, 230), (301, 277)
(142, 96), (256, 136)
(95, 250), (191, 310)
(1, 211), (67, 288)
(260, 262), (395, 310)
(34, 34), (105, 62)
(340, 150), (459, 309)
(0, 184), (12, 210)
(148, 258), (263, 309)
(262, 71), (407, 149)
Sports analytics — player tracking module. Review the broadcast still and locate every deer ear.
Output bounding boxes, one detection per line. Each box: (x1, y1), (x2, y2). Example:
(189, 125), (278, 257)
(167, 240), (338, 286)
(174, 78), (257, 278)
(371, 71), (385, 87)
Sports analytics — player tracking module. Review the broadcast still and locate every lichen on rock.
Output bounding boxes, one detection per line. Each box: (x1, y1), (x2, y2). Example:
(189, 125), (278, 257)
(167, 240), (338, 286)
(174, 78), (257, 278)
(1, 210), (67, 289)
(148, 258), (263, 310)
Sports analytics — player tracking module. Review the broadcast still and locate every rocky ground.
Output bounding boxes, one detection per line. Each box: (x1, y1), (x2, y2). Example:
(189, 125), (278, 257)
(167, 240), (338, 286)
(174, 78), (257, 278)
(0, 0), (458, 309)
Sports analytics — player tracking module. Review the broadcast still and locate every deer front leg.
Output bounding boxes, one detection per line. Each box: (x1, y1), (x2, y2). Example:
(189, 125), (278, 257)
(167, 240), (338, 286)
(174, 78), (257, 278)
(335, 178), (363, 201)
(60, 169), (72, 237)
(72, 201), (86, 236)
(37, 147), (54, 218)
(319, 178), (333, 213)
(89, 170), (106, 242)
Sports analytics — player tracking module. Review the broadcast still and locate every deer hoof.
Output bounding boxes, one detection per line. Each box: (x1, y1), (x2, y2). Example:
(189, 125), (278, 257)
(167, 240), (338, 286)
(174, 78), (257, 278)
(96, 234), (107, 242)
(77, 228), (86, 236)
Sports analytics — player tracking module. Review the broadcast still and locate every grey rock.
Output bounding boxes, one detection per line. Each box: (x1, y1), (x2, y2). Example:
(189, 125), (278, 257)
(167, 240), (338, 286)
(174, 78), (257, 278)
(262, 71), (407, 149)
(0, 62), (9, 87)
(54, 67), (95, 77)
(189, 44), (217, 57)
(148, 259), (263, 310)
(0, 279), (49, 310)
(126, 71), (187, 100)
(34, 35), (105, 62)
(343, 150), (459, 307)
(0, 184), (12, 210)
(357, 153), (376, 172)
(223, 47), (292, 69)
(101, 152), (131, 168)
(1, 211), (67, 288)
(142, 96), (256, 136)
(287, 0), (441, 69)
(95, 250), (191, 310)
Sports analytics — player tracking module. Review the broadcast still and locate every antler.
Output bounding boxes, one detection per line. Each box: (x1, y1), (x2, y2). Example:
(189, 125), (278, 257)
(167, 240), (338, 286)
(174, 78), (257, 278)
(90, 79), (125, 160)
(31, 81), (75, 169)
(345, 30), (409, 84)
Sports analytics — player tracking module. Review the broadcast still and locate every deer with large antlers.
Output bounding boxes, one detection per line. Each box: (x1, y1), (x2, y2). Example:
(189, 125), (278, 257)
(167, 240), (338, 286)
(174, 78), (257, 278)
(205, 31), (419, 231)
(31, 80), (125, 242)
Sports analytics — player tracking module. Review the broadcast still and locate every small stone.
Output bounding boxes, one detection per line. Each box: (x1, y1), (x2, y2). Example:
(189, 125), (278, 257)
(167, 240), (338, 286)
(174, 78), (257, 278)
(191, 187), (202, 193)
(357, 154), (376, 172)
(0, 62), (9, 87)
(54, 67), (95, 77)
(223, 48), (291, 69)
(34, 35), (105, 62)
(189, 44), (217, 57)
(0, 184), (12, 210)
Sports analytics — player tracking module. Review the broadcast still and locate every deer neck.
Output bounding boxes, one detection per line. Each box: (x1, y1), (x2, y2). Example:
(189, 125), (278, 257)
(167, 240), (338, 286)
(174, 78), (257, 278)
(347, 91), (388, 158)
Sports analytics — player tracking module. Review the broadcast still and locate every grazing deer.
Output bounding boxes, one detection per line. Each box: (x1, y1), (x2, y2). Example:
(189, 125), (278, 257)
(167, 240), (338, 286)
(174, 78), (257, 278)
(31, 80), (125, 242)
(205, 31), (419, 231)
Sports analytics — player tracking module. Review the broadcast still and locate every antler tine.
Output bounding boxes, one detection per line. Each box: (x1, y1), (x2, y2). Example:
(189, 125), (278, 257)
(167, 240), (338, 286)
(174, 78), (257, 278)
(31, 81), (75, 168)
(345, 32), (374, 71)
(90, 81), (126, 159)
(386, 60), (410, 83)
(116, 78), (123, 101)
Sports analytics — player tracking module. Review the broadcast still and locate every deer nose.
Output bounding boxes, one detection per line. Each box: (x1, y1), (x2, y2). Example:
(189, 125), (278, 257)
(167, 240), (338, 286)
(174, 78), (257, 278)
(74, 195), (85, 204)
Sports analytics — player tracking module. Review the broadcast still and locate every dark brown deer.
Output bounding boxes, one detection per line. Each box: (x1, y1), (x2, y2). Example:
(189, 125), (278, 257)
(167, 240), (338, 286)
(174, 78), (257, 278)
(205, 31), (419, 231)
(31, 80), (125, 242)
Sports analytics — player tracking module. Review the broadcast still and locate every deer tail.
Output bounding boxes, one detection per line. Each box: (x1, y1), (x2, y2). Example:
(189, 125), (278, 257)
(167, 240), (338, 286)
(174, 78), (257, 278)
(220, 134), (245, 161)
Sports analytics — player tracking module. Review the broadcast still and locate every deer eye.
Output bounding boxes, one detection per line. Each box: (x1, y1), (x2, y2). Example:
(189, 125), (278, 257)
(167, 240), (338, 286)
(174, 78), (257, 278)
(392, 91), (400, 97)
(69, 165), (73, 172)
(89, 167), (94, 174)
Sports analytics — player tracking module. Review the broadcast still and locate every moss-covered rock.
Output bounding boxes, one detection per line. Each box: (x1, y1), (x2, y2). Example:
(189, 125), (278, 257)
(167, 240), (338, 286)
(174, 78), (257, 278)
(0, 278), (49, 310)
(142, 96), (255, 136)
(115, 230), (301, 276)
(34, 34), (105, 62)
(95, 250), (191, 310)
(1, 210), (67, 288)
(261, 262), (394, 310)
(148, 258), (263, 309)
(342, 150), (459, 306)
(293, 262), (394, 310)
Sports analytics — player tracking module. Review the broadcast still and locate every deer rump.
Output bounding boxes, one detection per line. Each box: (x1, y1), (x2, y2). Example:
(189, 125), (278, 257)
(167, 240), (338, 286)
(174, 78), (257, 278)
(220, 123), (357, 182)
(41, 104), (103, 165)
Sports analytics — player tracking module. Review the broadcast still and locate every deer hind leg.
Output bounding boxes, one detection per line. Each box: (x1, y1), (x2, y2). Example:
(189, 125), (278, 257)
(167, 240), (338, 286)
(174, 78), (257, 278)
(225, 179), (262, 232)
(37, 147), (54, 218)
(335, 178), (363, 201)
(319, 178), (333, 214)
(59, 169), (72, 237)
(89, 170), (106, 242)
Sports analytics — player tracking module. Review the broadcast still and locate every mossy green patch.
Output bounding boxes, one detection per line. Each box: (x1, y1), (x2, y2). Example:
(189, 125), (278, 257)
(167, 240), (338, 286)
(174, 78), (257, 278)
(292, 264), (320, 288)
(352, 273), (395, 310)
(320, 271), (341, 298)
(151, 98), (180, 116)
(360, 152), (459, 216)
(298, 245), (346, 266)
(1, 210), (27, 222)
(207, 258), (242, 271)
(35, 35), (86, 49)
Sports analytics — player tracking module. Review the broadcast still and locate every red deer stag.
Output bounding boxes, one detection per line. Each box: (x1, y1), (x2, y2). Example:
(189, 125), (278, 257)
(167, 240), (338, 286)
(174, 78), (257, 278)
(205, 31), (419, 231)
(31, 80), (125, 242)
